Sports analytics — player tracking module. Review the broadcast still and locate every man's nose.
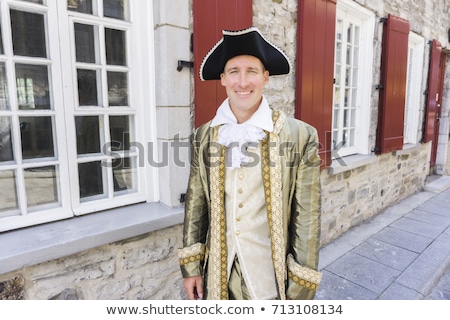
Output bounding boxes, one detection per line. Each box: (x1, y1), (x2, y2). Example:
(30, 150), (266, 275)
(238, 73), (249, 86)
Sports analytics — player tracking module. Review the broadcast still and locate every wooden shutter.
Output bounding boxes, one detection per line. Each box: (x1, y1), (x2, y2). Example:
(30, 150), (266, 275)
(296, 0), (336, 167)
(192, 0), (252, 128)
(423, 39), (443, 143)
(375, 14), (410, 154)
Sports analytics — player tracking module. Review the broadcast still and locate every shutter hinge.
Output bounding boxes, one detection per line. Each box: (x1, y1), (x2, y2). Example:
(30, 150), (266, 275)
(376, 84), (384, 90)
(379, 17), (387, 23)
(177, 60), (194, 72)
(180, 193), (186, 203)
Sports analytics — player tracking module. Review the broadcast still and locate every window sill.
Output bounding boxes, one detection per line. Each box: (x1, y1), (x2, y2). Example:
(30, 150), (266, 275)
(0, 202), (184, 275)
(394, 143), (422, 155)
(328, 154), (377, 175)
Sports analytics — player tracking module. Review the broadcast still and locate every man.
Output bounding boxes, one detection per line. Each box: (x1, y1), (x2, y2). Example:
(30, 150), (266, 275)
(178, 27), (322, 300)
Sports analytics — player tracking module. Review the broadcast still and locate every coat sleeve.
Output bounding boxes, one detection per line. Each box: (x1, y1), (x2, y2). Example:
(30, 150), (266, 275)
(286, 124), (322, 300)
(178, 127), (210, 278)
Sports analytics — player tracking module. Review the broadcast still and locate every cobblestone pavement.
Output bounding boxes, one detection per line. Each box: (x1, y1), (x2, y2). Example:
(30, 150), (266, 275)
(315, 177), (450, 300)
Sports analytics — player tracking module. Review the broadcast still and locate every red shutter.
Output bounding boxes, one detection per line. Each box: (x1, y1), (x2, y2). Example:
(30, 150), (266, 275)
(296, 0), (336, 167)
(423, 39), (442, 143)
(193, 0), (252, 128)
(375, 14), (410, 154)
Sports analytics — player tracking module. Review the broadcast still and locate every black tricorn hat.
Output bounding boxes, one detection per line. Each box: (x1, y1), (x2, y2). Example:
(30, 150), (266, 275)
(200, 27), (291, 81)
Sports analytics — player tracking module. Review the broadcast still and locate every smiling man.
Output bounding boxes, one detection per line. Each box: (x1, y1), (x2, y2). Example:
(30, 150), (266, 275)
(178, 27), (322, 300)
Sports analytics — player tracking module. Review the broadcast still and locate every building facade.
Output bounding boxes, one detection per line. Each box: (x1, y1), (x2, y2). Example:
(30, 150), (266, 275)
(0, 0), (449, 299)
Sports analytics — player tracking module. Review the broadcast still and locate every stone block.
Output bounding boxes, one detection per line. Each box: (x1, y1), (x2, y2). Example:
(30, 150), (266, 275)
(0, 276), (24, 300)
(50, 288), (79, 300)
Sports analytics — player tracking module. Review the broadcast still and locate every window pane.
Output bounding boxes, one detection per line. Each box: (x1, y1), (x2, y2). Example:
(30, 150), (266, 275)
(345, 66), (350, 87)
(347, 23), (353, 44)
(354, 26), (360, 46)
(343, 109), (349, 127)
(342, 130), (349, 147)
(351, 109), (356, 127)
(79, 161), (104, 198)
(25, 166), (59, 208)
(67, 0), (93, 14)
(332, 130), (338, 150)
(335, 42), (341, 65)
(349, 128), (355, 147)
(333, 87), (340, 107)
(75, 23), (96, 63)
(336, 19), (343, 41)
(0, 21), (4, 55)
(0, 117), (13, 162)
(20, 116), (54, 159)
(10, 10), (46, 58)
(113, 157), (136, 193)
(77, 69), (99, 106)
(110, 115), (130, 150)
(21, 0), (43, 4)
(16, 64), (51, 110)
(334, 64), (341, 86)
(105, 28), (126, 66)
(333, 109), (339, 128)
(104, 0), (126, 20)
(107, 71), (128, 106)
(0, 170), (18, 215)
(75, 116), (101, 154)
(19, 117), (55, 159)
(0, 64), (9, 110)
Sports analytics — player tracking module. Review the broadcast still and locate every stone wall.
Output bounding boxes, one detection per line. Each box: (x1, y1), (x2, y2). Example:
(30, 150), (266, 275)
(320, 144), (430, 243)
(0, 225), (186, 300)
(446, 138), (450, 175)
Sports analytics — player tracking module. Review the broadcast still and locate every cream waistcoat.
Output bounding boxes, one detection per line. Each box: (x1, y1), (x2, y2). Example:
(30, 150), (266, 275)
(225, 146), (278, 299)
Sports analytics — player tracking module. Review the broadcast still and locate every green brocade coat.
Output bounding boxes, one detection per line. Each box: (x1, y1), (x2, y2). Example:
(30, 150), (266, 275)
(178, 110), (322, 300)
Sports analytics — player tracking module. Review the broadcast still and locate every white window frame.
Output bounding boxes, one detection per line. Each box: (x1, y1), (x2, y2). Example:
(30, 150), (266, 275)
(0, 0), (158, 231)
(0, 0), (73, 231)
(333, 0), (375, 158)
(404, 32), (425, 145)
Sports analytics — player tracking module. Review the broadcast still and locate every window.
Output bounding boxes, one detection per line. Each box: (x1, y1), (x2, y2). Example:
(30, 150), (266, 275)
(404, 32), (425, 144)
(333, 0), (374, 157)
(0, 0), (156, 231)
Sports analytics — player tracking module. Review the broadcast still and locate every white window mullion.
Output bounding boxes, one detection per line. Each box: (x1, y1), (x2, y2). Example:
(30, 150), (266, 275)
(57, 8), (81, 210)
(10, 114), (26, 214)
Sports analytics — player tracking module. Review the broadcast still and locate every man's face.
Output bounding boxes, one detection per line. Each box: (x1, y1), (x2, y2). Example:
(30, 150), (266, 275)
(220, 55), (269, 122)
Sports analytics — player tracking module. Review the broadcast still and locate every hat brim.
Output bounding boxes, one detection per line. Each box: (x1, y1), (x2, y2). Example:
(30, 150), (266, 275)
(200, 27), (291, 81)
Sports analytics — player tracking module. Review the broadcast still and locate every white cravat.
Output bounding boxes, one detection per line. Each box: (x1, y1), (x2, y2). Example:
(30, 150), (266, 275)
(211, 97), (273, 168)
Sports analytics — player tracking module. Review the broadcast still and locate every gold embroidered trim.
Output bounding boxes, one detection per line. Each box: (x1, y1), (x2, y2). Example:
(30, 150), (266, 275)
(178, 243), (206, 265)
(209, 127), (228, 300)
(262, 110), (287, 300)
(287, 254), (322, 291)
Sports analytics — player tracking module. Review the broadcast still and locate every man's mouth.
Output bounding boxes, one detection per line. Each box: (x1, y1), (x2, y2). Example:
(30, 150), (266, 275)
(236, 91), (251, 95)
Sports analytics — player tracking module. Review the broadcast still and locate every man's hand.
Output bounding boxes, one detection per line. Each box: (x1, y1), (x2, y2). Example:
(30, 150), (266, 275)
(183, 275), (204, 300)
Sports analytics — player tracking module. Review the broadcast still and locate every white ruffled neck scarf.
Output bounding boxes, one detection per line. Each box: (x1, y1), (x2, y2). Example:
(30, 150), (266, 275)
(210, 97), (273, 168)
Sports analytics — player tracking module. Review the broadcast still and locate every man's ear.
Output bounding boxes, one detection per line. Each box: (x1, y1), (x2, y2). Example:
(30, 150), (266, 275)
(220, 73), (226, 86)
(264, 70), (270, 84)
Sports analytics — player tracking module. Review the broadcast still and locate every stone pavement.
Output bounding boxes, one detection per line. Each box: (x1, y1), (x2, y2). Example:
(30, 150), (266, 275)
(314, 176), (450, 300)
